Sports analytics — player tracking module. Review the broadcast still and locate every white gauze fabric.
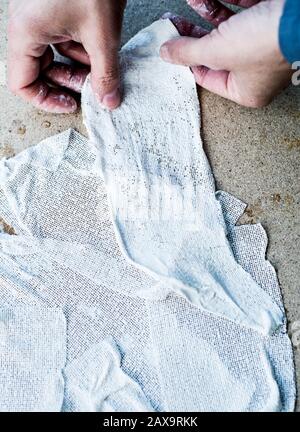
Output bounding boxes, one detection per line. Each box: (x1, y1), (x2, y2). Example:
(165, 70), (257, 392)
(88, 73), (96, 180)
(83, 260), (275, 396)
(0, 20), (295, 412)
(0, 131), (160, 412)
(82, 20), (284, 336)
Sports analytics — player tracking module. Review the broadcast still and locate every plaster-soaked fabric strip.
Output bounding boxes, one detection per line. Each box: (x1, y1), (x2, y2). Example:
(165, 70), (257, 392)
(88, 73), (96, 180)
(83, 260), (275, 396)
(0, 130), (74, 236)
(0, 130), (163, 411)
(0, 130), (157, 301)
(216, 190), (284, 310)
(147, 295), (293, 411)
(0, 235), (162, 411)
(0, 128), (295, 411)
(62, 338), (154, 412)
(147, 192), (295, 411)
(0, 305), (66, 412)
(82, 19), (283, 336)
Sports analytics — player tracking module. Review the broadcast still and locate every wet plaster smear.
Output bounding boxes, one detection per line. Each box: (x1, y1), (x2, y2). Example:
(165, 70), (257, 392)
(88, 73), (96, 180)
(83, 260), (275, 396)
(0, 20), (296, 411)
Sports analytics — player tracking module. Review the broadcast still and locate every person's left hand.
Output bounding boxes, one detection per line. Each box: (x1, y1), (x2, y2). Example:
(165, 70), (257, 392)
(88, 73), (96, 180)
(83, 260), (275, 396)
(8, 0), (127, 113)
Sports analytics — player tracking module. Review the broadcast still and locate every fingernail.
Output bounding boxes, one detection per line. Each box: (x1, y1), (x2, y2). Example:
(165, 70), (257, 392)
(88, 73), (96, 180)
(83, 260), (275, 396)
(160, 44), (170, 61)
(101, 88), (121, 110)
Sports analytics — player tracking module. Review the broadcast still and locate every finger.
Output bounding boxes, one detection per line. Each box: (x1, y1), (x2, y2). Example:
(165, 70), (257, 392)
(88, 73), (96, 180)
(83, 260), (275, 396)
(16, 78), (77, 113)
(8, 22), (78, 114)
(54, 41), (91, 66)
(8, 50), (77, 113)
(161, 13), (208, 37)
(92, 50), (120, 110)
(87, 44), (120, 110)
(160, 32), (226, 70)
(192, 65), (232, 100)
(43, 62), (89, 93)
(40, 46), (55, 71)
(186, 0), (234, 26)
(81, 8), (124, 110)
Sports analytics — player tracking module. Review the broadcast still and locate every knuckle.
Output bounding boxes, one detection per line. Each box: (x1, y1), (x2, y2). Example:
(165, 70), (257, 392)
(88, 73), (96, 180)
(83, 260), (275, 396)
(96, 68), (119, 88)
(7, 17), (19, 36)
(241, 96), (270, 109)
(9, 13), (40, 38)
(7, 71), (19, 95)
(232, 80), (272, 109)
(8, 13), (29, 33)
(216, 21), (227, 37)
(209, 27), (221, 40)
(8, 79), (18, 95)
(178, 48), (189, 65)
(194, 66), (209, 83)
(172, 40), (190, 65)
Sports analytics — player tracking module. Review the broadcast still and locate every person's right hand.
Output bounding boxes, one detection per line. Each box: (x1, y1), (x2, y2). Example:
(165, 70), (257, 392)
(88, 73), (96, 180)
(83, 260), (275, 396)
(161, 0), (292, 108)
(8, 0), (126, 113)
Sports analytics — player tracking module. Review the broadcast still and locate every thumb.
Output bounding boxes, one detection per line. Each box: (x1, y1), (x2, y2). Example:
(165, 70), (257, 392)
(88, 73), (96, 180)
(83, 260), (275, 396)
(82, 28), (121, 110)
(90, 48), (121, 110)
(160, 30), (226, 70)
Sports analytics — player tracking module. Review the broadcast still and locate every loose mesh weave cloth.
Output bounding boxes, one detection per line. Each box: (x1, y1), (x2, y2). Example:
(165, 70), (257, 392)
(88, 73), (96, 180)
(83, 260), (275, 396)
(0, 20), (296, 411)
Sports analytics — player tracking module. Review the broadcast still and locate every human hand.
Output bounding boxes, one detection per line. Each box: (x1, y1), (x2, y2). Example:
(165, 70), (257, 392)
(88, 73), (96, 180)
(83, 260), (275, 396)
(161, 0), (292, 108)
(8, 0), (126, 113)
